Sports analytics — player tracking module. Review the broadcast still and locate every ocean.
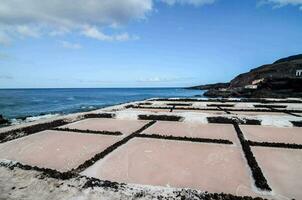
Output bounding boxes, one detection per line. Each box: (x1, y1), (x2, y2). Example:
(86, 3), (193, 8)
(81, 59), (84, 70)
(0, 88), (202, 124)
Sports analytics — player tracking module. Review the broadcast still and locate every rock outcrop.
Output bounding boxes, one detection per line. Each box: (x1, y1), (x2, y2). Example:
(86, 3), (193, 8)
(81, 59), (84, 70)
(190, 54), (302, 98)
(187, 82), (229, 90)
(0, 115), (9, 126)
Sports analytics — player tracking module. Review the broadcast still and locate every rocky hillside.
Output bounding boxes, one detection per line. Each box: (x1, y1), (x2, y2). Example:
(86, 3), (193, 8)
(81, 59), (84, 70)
(189, 54), (302, 98)
(230, 54), (302, 88)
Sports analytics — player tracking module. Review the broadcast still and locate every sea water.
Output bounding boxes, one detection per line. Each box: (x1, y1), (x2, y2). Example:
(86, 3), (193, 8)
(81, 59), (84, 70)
(0, 88), (203, 123)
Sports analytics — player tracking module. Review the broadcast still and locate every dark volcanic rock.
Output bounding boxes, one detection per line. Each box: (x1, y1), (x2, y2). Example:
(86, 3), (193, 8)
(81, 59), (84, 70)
(230, 56), (302, 88)
(273, 54), (302, 64)
(192, 54), (302, 98)
(187, 82), (230, 90)
(203, 89), (233, 98)
(204, 87), (253, 98)
(0, 115), (9, 125)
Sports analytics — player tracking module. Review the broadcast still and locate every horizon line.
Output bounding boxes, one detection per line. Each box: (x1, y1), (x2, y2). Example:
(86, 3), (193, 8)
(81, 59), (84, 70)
(0, 86), (192, 90)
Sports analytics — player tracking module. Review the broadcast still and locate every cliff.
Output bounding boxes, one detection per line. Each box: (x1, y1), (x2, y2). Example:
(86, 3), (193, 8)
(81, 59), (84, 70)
(189, 54), (302, 98)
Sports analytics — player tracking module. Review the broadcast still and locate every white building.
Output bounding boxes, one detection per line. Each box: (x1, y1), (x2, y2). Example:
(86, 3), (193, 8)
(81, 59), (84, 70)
(296, 70), (302, 77)
(245, 85), (258, 89)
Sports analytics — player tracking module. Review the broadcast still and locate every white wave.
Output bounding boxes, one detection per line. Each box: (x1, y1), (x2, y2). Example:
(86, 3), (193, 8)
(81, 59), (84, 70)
(81, 105), (97, 110)
(25, 114), (60, 122)
(10, 113), (60, 125)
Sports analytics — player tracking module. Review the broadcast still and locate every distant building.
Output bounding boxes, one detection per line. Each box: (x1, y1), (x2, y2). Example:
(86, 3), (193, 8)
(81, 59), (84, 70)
(296, 69), (302, 77)
(245, 85), (258, 89)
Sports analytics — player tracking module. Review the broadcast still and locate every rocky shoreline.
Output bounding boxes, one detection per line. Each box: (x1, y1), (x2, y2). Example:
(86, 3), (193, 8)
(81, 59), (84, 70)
(188, 54), (302, 98)
(0, 115), (9, 126)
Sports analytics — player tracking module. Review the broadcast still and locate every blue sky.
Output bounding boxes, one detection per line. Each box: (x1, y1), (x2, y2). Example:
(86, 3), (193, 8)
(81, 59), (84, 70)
(0, 0), (301, 88)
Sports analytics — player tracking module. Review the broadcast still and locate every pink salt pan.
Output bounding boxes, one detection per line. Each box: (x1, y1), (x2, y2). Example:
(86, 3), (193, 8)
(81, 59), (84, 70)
(252, 147), (302, 199)
(142, 121), (238, 144)
(61, 118), (149, 135)
(240, 125), (302, 144)
(0, 130), (121, 172)
(82, 138), (255, 196)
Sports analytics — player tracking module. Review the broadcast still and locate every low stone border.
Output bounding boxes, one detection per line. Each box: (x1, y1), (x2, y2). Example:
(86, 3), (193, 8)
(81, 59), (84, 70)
(52, 127), (123, 136)
(253, 104), (287, 109)
(138, 114), (183, 122)
(226, 108), (302, 113)
(131, 106), (172, 110)
(150, 98), (220, 102)
(207, 104), (235, 107)
(0, 119), (69, 144)
(248, 141), (302, 149)
(137, 133), (233, 144)
(207, 117), (261, 125)
(0, 113), (115, 144)
(170, 189), (266, 200)
(0, 160), (122, 191)
(150, 98), (302, 104)
(74, 121), (157, 173)
(291, 121), (302, 127)
(166, 103), (193, 106)
(137, 102), (153, 106)
(233, 123), (271, 191)
(0, 160), (77, 180)
(124, 104), (135, 109)
(217, 106), (232, 114)
(82, 176), (123, 190)
(268, 108), (302, 117)
(280, 111), (301, 117)
(132, 105), (302, 114)
(83, 113), (115, 118)
(131, 106), (233, 112)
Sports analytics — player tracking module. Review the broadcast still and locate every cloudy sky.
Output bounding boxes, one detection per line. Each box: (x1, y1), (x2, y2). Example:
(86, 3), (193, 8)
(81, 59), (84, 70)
(0, 0), (301, 88)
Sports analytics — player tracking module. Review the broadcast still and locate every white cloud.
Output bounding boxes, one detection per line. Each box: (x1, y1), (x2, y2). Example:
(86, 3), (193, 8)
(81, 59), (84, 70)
(138, 77), (167, 82)
(49, 28), (70, 37)
(60, 41), (82, 49)
(82, 26), (139, 41)
(138, 76), (191, 83)
(0, 0), (153, 44)
(0, 31), (10, 45)
(1, 0), (300, 46)
(0, 0), (153, 27)
(16, 25), (40, 38)
(0, 0), (222, 45)
(159, 0), (216, 6)
(260, 0), (302, 9)
(82, 26), (113, 41)
(115, 33), (131, 41)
